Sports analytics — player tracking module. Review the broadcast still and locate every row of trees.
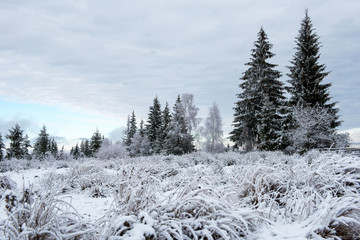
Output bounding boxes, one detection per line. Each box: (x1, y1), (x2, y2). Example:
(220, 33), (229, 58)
(69, 130), (103, 159)
(0, 124), (106, 161)
(230, 11), (347, 153)
(0, 124), (61, 161)
(122, 93), (226, 157)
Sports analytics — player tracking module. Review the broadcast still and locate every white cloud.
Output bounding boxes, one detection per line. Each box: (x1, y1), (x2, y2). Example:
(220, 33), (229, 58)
(0, 0), (359, 138)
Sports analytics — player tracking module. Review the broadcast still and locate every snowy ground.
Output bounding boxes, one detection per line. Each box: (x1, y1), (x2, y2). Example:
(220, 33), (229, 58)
(0, 151), (359, 239)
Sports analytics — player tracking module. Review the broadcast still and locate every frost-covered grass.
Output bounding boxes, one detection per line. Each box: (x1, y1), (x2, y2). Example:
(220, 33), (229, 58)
(0, 151), (359, 239)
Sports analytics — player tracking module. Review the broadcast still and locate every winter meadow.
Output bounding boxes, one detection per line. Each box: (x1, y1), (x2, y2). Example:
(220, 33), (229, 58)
(1, 11), (360, 240)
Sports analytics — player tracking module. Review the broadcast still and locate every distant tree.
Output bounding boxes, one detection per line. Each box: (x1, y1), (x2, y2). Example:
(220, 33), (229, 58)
(124, 111), (137, 148)
(59, 145), (65, 159)
(22, 134), (31, 159)
(287, 10), (340, 137)
(165, 95), (195, 155)
(159, 102), (171, 152)
(72, 143), (80, 159)
(181, 93), (200, 135)
(83, 139), (91, 157)
(146, 96), (162, 154)
(0, 133), (5, 161)
(49, 137), (58, 158)
(231, 28), (284, 151)
(203, 102), (224, 153)
(33, 125), (50, 158)
(139, 120), (145, 137)
(90, 129), (103, 156)
(6, 124), (30, 159)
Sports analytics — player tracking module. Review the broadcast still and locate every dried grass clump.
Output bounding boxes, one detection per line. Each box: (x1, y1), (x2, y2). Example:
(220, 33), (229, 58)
(0, 188), (95, 239)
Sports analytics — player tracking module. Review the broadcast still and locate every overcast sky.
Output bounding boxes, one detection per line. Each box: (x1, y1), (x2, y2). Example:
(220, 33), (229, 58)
(0, 0), (359, 148)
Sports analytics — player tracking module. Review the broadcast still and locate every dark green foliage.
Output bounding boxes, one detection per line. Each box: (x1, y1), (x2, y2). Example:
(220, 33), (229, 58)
(72, 143), (80, 159)
(5, 124), (31, 159)
(159, 102), (171, 151)
(287, 10), (340, 129)
(90, 129), (103, 156)
(33, 125), (50, 158)
(124, 112), (137, 148)
(165, 95), (195, 155)
(80, 139), (92, 157)
(146, 96), (163, 154)
(33, 126), (59, 159)
(231, 28), (285, 151)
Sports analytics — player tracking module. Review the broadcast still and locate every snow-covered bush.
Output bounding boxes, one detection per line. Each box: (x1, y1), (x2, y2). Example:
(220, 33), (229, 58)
(96, 140), (128, 159)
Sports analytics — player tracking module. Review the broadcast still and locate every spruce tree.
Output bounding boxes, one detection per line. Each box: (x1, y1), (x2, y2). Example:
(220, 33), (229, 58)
(33, 125), (50, 158)
(6, 124), (29, 159)
(0, 133), (5, 161)
(146, 96), (162, 154)
(230, 28), (285, 151)
(287, 10), (340, 129)
(159, 102), (171, 151)
(22, 134), (31, 159)
(165, 95), (194, 155)
(90, 129), (103, 156)
(49, 137), (58, 157)
(124, 111), (137, 148)
(72, 143), (80, 159)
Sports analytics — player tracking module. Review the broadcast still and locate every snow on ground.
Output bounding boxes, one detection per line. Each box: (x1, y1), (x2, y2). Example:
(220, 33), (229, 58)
(0, 151), (359, 239)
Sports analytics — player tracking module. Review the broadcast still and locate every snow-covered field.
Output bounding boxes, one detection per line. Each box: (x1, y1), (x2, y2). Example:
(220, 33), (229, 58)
(0, 151), (359, 239)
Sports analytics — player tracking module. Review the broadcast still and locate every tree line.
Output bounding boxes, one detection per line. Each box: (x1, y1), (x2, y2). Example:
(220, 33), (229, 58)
(0, 10), (350, 160)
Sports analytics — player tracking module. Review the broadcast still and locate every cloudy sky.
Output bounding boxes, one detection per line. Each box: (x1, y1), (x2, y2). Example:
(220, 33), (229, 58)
(0, 0), (359, 148)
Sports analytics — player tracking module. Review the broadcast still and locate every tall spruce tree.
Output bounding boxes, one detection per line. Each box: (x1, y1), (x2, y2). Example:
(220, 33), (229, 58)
(165, 95), (194, 155)
(230, 28), (285, 151)
(146, 96), (162, 154)
(287, 10), (340, 148)
(33, 125), (50, 158)
(0, 133), (5, 161)
(6, 124), (30, 159)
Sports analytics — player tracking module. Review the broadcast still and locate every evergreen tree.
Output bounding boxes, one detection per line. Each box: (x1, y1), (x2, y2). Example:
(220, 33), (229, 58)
(165, 95), (195, 155)
(0, 133), (5, 161)
(90, 129), (103, 156)
(49, 137), (58, 157)
(139, 120), (146, 137)
(230, 28), (285, 151)
(22, 134), (31, 159)
(6, 124), (30, 159)
(287, 10), (340, 132)
(83, 139), (91, 157)
(203, 102), (224, 153)
(124, 111), (137, 148)
(72, 143), (80, 159)
(70, 147), (74, 156)
(59, 146), (65, 159)
(146, 96), (162, 154)
(159, 102), (171, 151)
(33, 125), (50, 158)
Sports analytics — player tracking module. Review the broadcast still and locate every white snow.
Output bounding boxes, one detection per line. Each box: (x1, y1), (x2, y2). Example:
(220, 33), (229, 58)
(1, 151), (359, 239)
